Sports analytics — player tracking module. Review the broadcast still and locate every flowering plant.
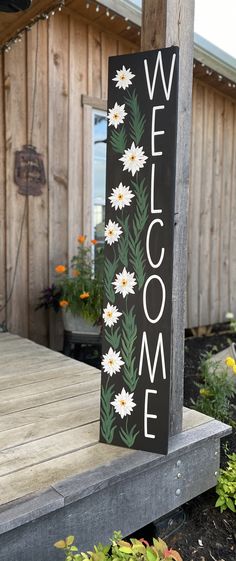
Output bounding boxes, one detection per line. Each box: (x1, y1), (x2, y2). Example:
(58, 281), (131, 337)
(54, 531), (183, 561)
(54, 236), (104, 325)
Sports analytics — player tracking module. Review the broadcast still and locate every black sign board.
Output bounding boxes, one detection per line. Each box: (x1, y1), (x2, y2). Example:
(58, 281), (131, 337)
(100, 47), (179, 454)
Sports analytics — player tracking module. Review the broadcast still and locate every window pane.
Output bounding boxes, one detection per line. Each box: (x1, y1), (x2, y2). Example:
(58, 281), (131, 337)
(93, 112), (107, 244)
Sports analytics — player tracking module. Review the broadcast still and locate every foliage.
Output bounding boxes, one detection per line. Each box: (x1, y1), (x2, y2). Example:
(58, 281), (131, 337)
(215, 453), (236, 513)
(225, 311), (236, 332)
(54, 531), (183, 561)
(121, 306), (138, 392)
(104, 257), (119, 304)
(191, 352), (236, 426)
(110, 126), (127, 154)
(100, 380), (117, 444)
(125, 89), (146, 145)
(37, 237), (104, 325)
(129, 179), (148, 289)
(36, 283), (62, 313)
(105, 326), (121, 350)
(119, 417), (139, 448)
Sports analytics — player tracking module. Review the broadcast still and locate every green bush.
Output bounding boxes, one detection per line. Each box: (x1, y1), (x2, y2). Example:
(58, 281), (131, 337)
(215, 453), (236, 513)
(54, 531), (183, 561)
(191, 353), (236, 425)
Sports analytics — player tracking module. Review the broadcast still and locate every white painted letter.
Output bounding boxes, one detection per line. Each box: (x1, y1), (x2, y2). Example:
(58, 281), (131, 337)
(144, 51), (176, 101)
(144, 389), (157, 439)
(143, 275), (166, 324)
(151, 164), (162, 214)
(151, 106), (165, 156)
(146, 219), (165, 269)
(138, 331), (166, 382)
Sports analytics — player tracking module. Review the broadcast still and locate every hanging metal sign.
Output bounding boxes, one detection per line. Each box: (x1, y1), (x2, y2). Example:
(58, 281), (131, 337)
(14, 144), (46, 196)
(100, 46), (179, 454)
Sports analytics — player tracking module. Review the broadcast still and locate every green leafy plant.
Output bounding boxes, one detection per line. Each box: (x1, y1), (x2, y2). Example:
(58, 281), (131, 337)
(54, 531), (183, 561)
(51, 236), (104, 325)
(100, 380), (117, 444)
(225, 311), (236, 332)
(215, 453), (236, 513)
(191, 352), (236, 425)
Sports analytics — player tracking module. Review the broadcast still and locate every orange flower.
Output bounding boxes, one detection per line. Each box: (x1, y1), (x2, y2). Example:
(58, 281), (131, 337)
(80, 292), (90, 300)
(77, 235), (86, 244)
(55, 265), (66, 273)
(91, 239), (98, 245)
(59, 300), (69, 308)
(72, 270), (80, 277)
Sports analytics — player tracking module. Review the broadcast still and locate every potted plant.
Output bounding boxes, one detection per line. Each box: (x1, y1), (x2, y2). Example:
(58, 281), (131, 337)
(37, 235), (104, 334)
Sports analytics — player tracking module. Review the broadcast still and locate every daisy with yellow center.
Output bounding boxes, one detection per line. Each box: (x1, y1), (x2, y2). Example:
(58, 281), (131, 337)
(112, 65), (135, 90)
(104, 219), (123, 245)
(111, 388), (136, 419)
(101, 347), (124, 376)
(119, 142), (148, 176)
(103, 303), (122, 327)
(108, 102), (127, 129)
(109, 182), (135, 211)
(112, 267), (137, 298)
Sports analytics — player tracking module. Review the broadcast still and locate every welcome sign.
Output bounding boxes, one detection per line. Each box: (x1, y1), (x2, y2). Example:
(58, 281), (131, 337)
(100, 47), (179, 454)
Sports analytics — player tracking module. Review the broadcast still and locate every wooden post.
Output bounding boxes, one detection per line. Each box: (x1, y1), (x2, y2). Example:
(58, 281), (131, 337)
(141, 0), (195, 435)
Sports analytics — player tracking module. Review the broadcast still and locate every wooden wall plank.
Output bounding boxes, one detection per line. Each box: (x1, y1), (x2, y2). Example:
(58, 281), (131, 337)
(68, 17), (87, 260)
(0, 54), (6, 325)
(219, 98), (234, 320)
(229, 105), (236, 317)
(27, 22), (49, 346)
(101, 32), (118, 99)
(199, 86), (214, 326)
(48, 13), (69, 349)
(88, 25), (101, 98)
(4, 39), (28, 337)
(187, 81), (204, 328)
(82, 103), (93, 239)
(209, 93), (224, 324)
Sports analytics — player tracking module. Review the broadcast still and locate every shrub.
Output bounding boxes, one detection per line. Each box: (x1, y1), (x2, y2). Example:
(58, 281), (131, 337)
(215, 453), (236, 513)
(54, 531), (183, 561)
(191, 352), (236, 425)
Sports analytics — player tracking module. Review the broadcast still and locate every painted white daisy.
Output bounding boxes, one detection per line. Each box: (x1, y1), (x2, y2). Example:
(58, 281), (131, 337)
(102, 347), (124, 376)
(119, 142), (148, 176)
(105, 220), (123, 245)
(111, 388), (136, 419)
(103, 303), (122, 327)
(112, 65), (135, 90)
(112, 267), (137, 298)
(109, 182), (135, 211)
(108, 102), (127, 129)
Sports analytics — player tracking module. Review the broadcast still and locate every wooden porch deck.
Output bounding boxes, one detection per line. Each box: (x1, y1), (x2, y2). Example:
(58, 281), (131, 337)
(0, 333), (231, 561)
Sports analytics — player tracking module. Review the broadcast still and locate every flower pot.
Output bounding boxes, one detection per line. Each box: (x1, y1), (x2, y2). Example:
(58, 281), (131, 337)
(62, 309), (100, 335)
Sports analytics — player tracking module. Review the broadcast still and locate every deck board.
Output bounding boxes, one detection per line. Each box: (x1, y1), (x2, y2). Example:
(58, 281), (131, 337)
(0, 333), (220, 511)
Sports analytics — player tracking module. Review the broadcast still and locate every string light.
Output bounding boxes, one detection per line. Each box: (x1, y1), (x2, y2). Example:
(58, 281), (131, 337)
(96, 4), (100, 12)
(1, 0), (64, 53)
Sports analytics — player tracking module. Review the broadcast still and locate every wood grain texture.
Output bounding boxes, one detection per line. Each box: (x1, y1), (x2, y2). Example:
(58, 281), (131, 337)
(68, 17), (87, 260)
(0, 54), (5, 325)
(141, 0), (195, 435)
(4, 38), (28, 337)
(48, 12), (69, 350)
(27, 22), (49, 346)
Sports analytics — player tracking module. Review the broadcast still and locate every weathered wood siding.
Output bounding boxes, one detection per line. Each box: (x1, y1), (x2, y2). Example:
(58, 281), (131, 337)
(187, 80), (236, 327)
(0, 13), (134, 347)
(0, 12), (235, 347)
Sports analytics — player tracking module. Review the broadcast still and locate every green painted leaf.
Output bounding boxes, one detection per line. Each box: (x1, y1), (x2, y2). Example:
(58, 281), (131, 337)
(100, 382), (117, 443)
(125, 90), (146, 144)
(110, 126), (127, 154)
